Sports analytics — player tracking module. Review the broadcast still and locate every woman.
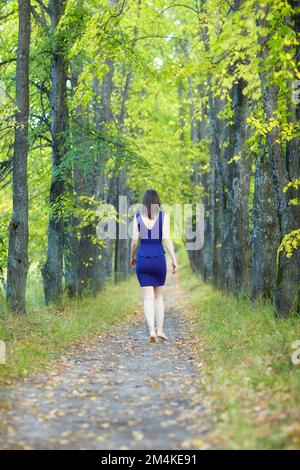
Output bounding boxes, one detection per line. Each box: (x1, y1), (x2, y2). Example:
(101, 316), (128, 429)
(130, 189), (178, 343)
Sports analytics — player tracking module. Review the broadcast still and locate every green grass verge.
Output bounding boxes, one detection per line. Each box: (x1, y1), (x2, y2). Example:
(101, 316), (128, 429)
(0, 276), (140, 388)
(178, 248), (300, 450)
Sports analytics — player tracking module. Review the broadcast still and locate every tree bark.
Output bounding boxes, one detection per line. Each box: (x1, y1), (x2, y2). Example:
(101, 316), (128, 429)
(94, 61), (115, 288)
(41, 0), (68, 305)
(258, 4), (300, 316)
(230, 80), (251, 294)
(6, 0), (31, 314)
(251, 140), (280, 300)
(63, 101), (79, 298)
(67, 69), (103, 297)
(218, 1), (250, 295)
(220, 90), (236, 293)
(114, 0), (141, 282)
(114, 70), (134, 283)
(64, 209), (79, 297)
(276, 0), (300, 316)
(186, 77), (204, 274)
(208, 89), (223, 288)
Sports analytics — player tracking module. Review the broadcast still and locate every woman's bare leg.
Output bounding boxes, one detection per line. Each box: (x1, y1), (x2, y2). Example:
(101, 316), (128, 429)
(141, 286), (156, 338)
(154, 285), (167, 338)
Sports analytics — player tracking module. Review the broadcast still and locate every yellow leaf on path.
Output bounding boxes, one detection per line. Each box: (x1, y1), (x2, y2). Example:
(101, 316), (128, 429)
(132, 430), (144, 441)
(191, 438), (205, 448)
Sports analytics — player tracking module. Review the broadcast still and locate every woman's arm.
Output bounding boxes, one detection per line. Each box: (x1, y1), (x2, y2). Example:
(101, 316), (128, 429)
(130, 214), (139, 267)
(162, 212), (178, 273)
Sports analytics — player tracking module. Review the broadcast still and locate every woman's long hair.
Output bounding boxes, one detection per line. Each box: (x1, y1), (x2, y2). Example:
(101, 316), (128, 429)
(141, 189), (161, 219)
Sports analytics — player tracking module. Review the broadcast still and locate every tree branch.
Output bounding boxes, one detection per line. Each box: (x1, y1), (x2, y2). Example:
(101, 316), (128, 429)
(34, 0), (50, 15)
(0, 58), (17, 67)
(0, 11), (14, 21)
(103, 0), (127, 32)
(160, 3), (199, 14)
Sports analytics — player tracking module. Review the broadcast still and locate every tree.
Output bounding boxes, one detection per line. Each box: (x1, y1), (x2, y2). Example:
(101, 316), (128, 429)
(6, 0), (31, 314)
(251, 140), (280, 300)
(114, 1), (141, 283)
(41, 0), (69, 305)
(257, 1), (300, 316)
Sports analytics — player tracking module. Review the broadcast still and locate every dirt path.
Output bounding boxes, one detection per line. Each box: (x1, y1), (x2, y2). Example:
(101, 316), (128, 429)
(0, 275), (210, 450)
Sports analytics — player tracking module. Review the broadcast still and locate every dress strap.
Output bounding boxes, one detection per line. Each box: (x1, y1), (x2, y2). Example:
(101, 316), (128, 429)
(136, 212), (141, 232)
(159, 211), (163, 240)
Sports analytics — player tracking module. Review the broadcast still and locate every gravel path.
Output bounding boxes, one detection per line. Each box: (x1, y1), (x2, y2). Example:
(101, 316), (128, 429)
(0, 275), (210, 450)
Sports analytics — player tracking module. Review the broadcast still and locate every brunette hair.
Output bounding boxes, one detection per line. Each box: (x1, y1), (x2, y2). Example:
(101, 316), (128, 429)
(141, 189), (161, 219)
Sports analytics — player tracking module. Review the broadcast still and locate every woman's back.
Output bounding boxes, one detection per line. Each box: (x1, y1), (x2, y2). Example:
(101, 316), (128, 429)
(136, 210), (165, 256)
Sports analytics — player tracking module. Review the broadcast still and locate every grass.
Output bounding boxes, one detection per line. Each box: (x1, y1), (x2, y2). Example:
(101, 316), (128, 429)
(178, 248), (300, 450)
(1, 250), (300, 449)
(0, 275), (141, 388)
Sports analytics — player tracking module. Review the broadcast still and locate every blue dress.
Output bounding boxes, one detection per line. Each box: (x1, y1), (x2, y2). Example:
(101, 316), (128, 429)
(135, 210), (167, 287)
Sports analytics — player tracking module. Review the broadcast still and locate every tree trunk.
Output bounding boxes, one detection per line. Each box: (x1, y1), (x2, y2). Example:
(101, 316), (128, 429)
(200, 162), (213, 281)
(276, 0), (300, 316)
(197, 100), (213, 282)
(68, 71), (103, 297)
(187, 78), (205, 274)
(94, 59), (115, 287)
(231, 80), (251, 294)
(114, 70), (134, 283)
(74, 51), (116, 294)
(114, 0), (141, 282)
(62, 0), (82, 298)
(208, 90), (223, 288)
(220, 93), (236, 293)
(63, 133), (79, 297)
(6, 0), (31, 314)
(41, 0), (68, 305)
(251, 140), (280, 300)
(258, 4), (300, 316)
(219, 2), (250, 295)
(64, 211), (79, 297)
(178, 80), (185, 143)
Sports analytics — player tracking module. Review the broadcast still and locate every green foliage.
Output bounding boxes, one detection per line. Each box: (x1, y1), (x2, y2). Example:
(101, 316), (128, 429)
(279, 229), (300, 259)
(1, 0), (300, 308)
(179, 248), (300, 449)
